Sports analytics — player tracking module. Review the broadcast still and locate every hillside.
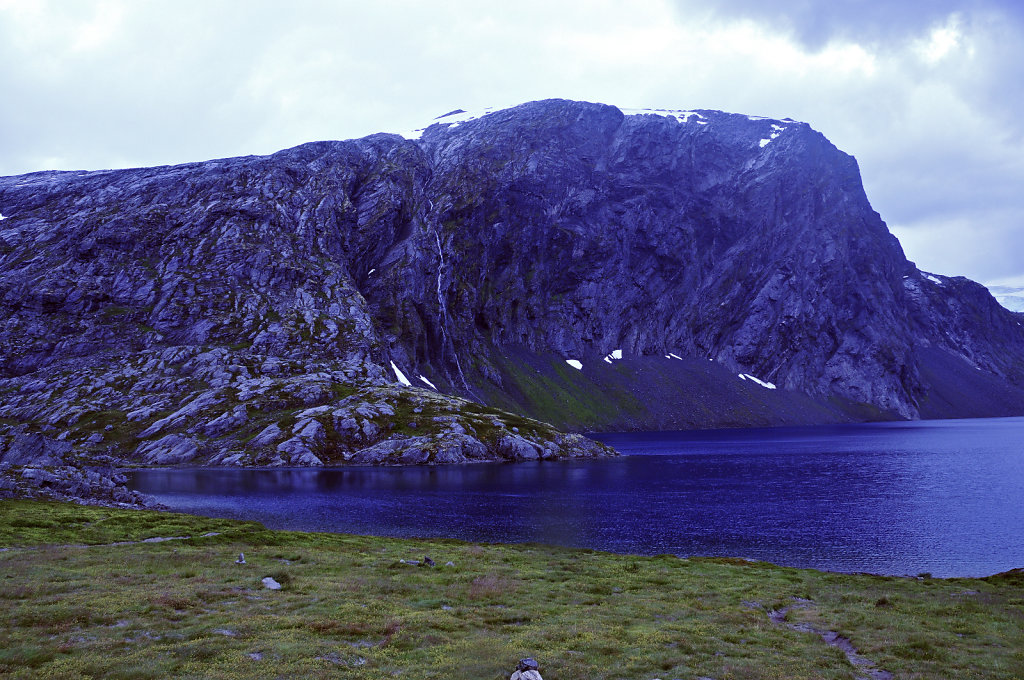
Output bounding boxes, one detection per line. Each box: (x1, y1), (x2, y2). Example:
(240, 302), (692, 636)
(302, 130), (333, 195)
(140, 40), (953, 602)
(2, 99), (1024, 483)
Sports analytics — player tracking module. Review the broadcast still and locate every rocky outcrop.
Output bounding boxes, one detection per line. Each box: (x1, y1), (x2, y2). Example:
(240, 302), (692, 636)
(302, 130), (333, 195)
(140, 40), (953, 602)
(1, 98), (1023, 481)
(0, 343), (610, 474)
(0, 431), (151, 506)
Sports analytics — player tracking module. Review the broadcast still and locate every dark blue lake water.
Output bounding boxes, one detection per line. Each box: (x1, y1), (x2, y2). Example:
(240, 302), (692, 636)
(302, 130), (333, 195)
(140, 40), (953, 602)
(127, 417), (1024, 577)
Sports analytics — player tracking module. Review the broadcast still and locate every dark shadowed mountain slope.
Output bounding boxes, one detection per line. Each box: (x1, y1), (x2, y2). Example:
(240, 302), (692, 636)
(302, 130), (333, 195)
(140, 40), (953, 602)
(2, 99), (1023, 477)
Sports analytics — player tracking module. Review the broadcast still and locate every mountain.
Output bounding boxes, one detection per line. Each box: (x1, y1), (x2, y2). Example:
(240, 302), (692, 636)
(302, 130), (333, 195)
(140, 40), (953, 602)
(2, 99), (1024, 492)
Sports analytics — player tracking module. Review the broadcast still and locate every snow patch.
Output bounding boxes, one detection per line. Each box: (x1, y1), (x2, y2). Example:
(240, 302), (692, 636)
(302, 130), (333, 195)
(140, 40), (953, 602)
(367, 268), (376, 275)
(924, 273), (943, 285)
(418, 375), (437, 390)
(738, 373), (776, 389)
(669, 353), (683, 360)
(0, 213), (7, 221)
(565, 359), (583, 370)
(390, 361), (412, 387)
(621, 108), (706, 124)
(400, 107), (497, 139)
(759, 124), (787, 148)
(603, 349), (623, 364)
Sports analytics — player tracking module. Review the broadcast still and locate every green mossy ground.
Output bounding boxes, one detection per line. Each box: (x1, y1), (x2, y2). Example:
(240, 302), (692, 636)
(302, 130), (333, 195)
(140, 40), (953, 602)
(1, 500), (1022, 679)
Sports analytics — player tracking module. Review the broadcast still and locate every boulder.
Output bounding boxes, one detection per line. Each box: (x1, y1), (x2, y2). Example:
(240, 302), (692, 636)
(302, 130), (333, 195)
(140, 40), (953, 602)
(0, 433), (71, 466)
(136, 434), (200, 464)
(510, 658), (543, 680)
(497, 434), (542, 461)
(275, 437), (323, 466)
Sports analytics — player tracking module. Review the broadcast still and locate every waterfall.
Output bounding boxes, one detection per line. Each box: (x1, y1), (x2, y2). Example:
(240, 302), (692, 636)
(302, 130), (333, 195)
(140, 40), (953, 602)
(432, 226), (471, 392)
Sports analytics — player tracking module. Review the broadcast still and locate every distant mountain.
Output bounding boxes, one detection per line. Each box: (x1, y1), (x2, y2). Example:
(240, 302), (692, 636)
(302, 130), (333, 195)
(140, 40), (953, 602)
(2, 98), (1024, 480)
(988, 285), (1024, 313)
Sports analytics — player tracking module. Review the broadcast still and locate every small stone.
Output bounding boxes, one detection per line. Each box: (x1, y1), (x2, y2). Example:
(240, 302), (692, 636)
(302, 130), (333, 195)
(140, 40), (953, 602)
(235, 552), (246, 564)
(517, 659), (539, 672)
(247, 652), (263, 661)
(445, 561), (455, 567)
(511, 664), (544, 680)
(511, 672), (543, 680)
(423, 556), (435, 567)
(261, 576), (282, 590)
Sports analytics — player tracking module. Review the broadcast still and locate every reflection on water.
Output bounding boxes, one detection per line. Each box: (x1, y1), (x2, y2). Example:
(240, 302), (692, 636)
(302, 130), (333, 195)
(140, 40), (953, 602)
(129, 417), (1024, 577)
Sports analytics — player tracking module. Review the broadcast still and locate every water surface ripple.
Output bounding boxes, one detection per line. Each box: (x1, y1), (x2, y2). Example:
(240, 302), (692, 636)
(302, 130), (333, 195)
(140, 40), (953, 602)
(127, 417), (1024, 577)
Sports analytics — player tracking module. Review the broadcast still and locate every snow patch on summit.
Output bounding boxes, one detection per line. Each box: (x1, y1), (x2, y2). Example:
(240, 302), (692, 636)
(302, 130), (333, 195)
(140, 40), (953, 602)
(401, 107), (498, 139)
(621, 108), (707, 125)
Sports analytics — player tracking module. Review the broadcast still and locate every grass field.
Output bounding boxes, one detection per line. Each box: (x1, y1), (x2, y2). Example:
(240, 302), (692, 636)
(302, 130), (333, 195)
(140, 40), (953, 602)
(1, 500), (1022, 679)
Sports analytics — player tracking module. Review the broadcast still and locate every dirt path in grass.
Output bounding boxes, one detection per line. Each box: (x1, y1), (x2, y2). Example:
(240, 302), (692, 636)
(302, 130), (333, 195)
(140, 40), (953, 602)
(747, 597), (893, 680)
(0, 532), (220, 551)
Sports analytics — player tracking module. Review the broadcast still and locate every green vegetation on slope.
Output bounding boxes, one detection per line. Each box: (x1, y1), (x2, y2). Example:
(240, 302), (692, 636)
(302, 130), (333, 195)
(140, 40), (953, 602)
(1, 500), (1021, 679)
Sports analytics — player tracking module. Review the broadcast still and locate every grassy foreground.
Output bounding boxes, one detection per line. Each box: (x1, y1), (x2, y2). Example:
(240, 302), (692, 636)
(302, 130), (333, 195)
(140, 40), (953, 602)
(1, 501), (1022, 679)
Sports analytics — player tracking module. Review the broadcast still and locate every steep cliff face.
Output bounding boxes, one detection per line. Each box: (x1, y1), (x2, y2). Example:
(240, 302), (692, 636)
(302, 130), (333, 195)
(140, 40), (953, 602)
(395, 102), (923, 416)
(2, 98), (1023, 479)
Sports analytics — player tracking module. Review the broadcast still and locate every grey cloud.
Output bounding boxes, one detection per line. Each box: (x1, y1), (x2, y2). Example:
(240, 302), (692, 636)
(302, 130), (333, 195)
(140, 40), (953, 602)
(678, 0), (1024, 48)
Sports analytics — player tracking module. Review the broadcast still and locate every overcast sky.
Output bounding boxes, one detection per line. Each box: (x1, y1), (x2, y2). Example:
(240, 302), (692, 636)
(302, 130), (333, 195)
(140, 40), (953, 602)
(2, 0), (1022, 286)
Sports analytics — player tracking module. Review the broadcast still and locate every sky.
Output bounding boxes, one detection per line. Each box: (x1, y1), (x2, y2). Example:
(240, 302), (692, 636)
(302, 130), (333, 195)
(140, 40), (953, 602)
(1, 0), (1023, 286)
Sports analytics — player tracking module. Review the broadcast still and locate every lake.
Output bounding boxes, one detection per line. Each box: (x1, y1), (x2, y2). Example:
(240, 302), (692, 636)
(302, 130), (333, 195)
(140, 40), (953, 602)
(127, 416), (1024, 577)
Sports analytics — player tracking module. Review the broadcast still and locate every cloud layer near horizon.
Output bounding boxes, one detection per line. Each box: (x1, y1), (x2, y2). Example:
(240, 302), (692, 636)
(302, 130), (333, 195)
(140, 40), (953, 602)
(1, 0), (1022, 285)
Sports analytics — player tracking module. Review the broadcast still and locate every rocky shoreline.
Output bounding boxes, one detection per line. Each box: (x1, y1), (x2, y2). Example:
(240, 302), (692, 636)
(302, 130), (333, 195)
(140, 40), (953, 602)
(0, 462), (153, 508)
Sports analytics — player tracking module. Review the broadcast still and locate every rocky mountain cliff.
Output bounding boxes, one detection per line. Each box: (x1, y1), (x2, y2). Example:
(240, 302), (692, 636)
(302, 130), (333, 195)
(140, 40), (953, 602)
(2, 99), (1024, 487)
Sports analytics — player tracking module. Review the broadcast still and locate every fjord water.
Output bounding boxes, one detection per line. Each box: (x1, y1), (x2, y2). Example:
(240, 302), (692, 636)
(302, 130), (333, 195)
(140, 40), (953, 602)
(127, 417), (1024, 577)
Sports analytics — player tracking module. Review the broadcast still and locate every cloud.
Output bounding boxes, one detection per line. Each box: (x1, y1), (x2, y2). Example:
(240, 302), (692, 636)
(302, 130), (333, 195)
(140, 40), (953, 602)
(1, 0), (1022, 283)
(684, 0), (1024, 49)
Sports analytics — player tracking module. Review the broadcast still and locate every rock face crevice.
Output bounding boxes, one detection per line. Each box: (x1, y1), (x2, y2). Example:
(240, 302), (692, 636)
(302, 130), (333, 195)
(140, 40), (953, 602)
(2, 98), (1024, 474)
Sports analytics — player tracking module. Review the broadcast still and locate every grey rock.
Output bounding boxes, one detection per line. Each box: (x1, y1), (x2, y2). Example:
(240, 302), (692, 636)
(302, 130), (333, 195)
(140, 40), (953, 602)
(0, 433), (71, 466)
(293, 418), (325, 444)
(275, 437), (323, 466)
(510, 671), (543, 680)
(202, 405), (248, 437)
(136, 434), (199, 464)
(261, 577), (282, 590)
(250, 423), (283, 448)
(497, 434), (541, 461)
(517, 658), (539, 672)
(511, 659), (543, 680)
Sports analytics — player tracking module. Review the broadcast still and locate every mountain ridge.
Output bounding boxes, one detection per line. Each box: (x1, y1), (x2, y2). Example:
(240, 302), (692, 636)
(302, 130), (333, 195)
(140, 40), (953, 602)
(2, 98), (1024, 493)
